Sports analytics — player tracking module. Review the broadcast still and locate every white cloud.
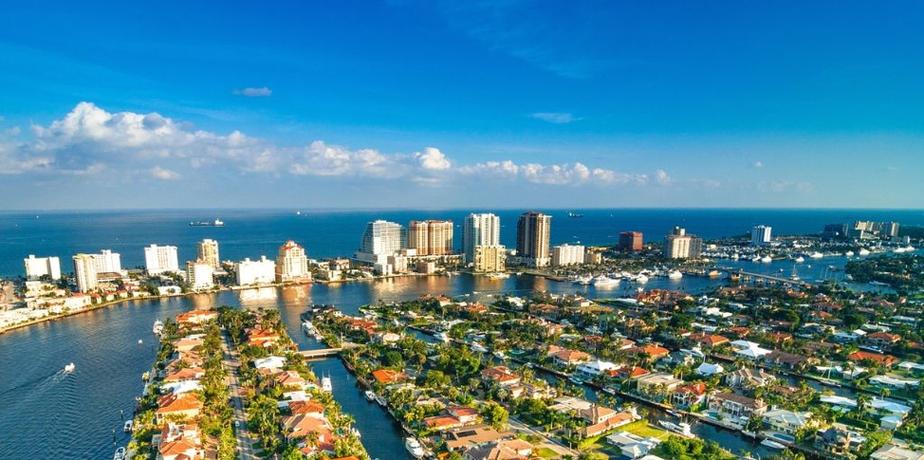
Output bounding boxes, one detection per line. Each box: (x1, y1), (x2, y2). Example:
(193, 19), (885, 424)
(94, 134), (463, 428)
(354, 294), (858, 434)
(654, 169), (671, 185)
(416, 147), (451, 171)
(234, 87), (272, 97)
(459, 160), (644, 186)
(529, 112), (578, 124)
(150, 166), (180, 180)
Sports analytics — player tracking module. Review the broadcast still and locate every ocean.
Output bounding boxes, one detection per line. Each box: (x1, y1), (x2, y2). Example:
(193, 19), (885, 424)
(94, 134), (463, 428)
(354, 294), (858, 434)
(1, 208), (922, 277)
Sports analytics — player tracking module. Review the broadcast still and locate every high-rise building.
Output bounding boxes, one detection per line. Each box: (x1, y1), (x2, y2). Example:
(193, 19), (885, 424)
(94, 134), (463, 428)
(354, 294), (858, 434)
(24, 255), (62, 280)
(474, 245), (507, 273)
(618, 231), (644, 252)
(463, 213), (500, 263)
(197, 239), (221, 269)
(664, 226), (703, 259)
(186, 260), (214, 290)
(355, 220), (405, 264)
(144, 244), (179, 275)
(72, 254), (98, 293)
(92, 249), (122, 274)
(276, 240), (311, 283)
(750, 225), (772, 246)
(236, 256), (276, 286)
(408, 220), (454, 256)
(516, 212), (552, 267)
(552, 244), (585, 267)
(883, 222), (901, 238)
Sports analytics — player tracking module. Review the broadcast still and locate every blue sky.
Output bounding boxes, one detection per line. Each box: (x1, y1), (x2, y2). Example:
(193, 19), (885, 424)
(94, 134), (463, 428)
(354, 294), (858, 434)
(1, 1), (922, 209)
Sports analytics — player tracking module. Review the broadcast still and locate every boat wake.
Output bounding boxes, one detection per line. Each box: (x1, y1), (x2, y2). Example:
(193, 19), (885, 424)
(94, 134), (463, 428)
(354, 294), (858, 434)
(0, 369), (66, 398)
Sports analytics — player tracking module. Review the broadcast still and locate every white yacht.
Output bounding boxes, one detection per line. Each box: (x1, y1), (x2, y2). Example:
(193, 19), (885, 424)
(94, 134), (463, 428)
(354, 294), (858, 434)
(794, 256), (805, 263)
(364, 390), (376, 402)
(321, 376), (332, 392)
(635, 274), (649, 284)
(592, 275), (620, 288)
(405, 437), (425, 459)
(152, 320), (164, 335)
(470, 342), (488, 353)
(572, 275), (593, 285)
(858, 248), (871, 256)
(64, 362), (76, 373)
(112, 447), (126, 460)
(760, 439), (786, 450)
(667, 270), (683, 280)
(435, 332), (450, 343)
(809, 251), (824, 259)
(123, 420), (133, 433)
(760, 256), (773, 263)
(658, 420), (694, 438)
(845, 251), (854, 257)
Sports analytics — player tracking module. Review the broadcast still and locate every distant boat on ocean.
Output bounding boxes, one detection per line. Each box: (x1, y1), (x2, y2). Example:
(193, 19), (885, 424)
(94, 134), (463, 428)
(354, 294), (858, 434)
(567, 211), (584, 218)
(189, 219), (224, 227)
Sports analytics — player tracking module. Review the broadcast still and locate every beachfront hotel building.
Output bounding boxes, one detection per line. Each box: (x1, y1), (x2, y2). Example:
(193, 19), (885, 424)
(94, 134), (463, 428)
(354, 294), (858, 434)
(92, 249), (122, 274)
(186, 260), (215, 290)
(24, 255), (62, 280)
(72, 254), (98, 292)
(144, 244), (179, 275)
(236, 256), (276, 286)
(408, 220), (454, 256)
(618, 231), (644, 252)
(474, 245), (507, 273)
(276, 240), (311, 283)
(751, 225), (772, 246)
(197, 239), (220, 269)
(664, 227), (703, 259)
(463, 213), (500, 264)
(355, 220), (405, 263)
(552, 244), (585, 267)
(516, 211), (552, 267)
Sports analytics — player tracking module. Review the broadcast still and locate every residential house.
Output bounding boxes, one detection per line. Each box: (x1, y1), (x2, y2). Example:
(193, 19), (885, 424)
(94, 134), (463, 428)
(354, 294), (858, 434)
(762, 409), (813, 435)
(576, 359), (619, 379)
(815, 424), (864, 458)
(463, 439), (533, 460)
(635, 373), (683, 399)
(725, 368), (776, 389)
(481, 366), (521, 387)
(763, 350), (810, 370)
(671, 383), (707, 409)
(848, 351), (898, 368)
(155, 393), (203, 423)
(707, 392), (767, 424)
(547, 345), (591, 367)
(865, 332), (902, 351)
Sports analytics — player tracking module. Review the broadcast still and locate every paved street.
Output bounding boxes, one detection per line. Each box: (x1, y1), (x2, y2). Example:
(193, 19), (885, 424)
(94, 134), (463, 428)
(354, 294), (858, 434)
(221, 332), (259, 460)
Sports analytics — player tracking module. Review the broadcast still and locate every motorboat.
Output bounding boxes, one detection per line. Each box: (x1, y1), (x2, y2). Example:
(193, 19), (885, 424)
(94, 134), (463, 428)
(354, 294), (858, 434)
(493, 351), (506, 359)
(794, 256), (805, 263)
(751, 256), (761, 263)
(572, 275), (593, 285)
(470, 342), (488, 353)
(375, 394), (387, 406)
(760, 256), (773, 263)
(760, 439), (787, 450)
(364, 390), (376, 402)
(568, 376), (584, 385)
(113, 447), (126, 460)
(667, 270), (683, 280)
(405, 437), (425, 459)
(845, 251), (854, 257)
(858, 248), (871, 256)
(152, 320), (164, 335)
(138, 339), (143, 344)
(123, 420), (133, 433)
(809, 252), (824, 259)
(435, 332), (450, 343)
(486, 272), (510, 279)
(636, 274), (650, 283)
(64, 362), (76, 373)
(707, 270), (720, 278)
(658, 420), (694, 438)
(321, 376), (332, 392)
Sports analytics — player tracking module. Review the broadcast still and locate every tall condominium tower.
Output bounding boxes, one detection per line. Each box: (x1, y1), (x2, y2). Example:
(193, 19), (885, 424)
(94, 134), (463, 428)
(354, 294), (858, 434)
(516, 211), (551, 267)
(197, 239), (220, 269)
(276, 240), (311, 282)
(408, 220), (453, 256)
(463, 213), (500, 263)
(72, 254), (98, 293)
(144, 244), (179, 274)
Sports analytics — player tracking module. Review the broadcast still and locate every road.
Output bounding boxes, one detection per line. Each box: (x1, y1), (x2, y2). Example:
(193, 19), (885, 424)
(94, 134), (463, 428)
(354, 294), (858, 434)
(221, 332), (259, 460)
(508, 416), (577, 457)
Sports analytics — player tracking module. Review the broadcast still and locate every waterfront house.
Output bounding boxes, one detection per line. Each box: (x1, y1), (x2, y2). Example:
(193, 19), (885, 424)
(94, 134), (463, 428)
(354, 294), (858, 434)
(156, 422), (204, 460)
(725, 368), (776, 389)
(865, 332), (902, 351)
(763, 350), (811, 370)
(282, 413), (335, 449)
(578, 406), (637, 438)
(576, 359), (619, 379)
(729, 340), (771, 359)
(155, 393), (203, 423)
(272, 370), (308, 390)
(615, 366), (650, 380)
(707, 392), (767, 425)
(463, 438), (533, 460)
(246, 328), (281, 348)
(815, 424), (864, 459)
(288, 400), (326, 416)
(444, 425), (510, 451)
(635, 373), (683, 399)
(371, 368), (407, 385)
(175, 309), (218, 327)
(694, 362), (725, 377)
(163, 367), (205, 383)
(762, 408), (813, 435)
(547, 345), (591, 367)
(424, 415), (465, 431)
(627, 344), (670, 362)
(848, 350), (898, 367)
(671, 383), (707, 409)
(481, 366), (521, 387)
(372, 331), (401, 344)
(687, 332), (730, 348)
(447, 406), (480, 424)
(606, 431), (661, 459)
(172, 336), (204, 353)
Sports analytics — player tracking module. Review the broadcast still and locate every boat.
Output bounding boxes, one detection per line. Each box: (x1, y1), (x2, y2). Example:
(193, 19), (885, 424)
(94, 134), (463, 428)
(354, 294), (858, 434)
(375, 394), (387, 406)
(707, 270), (720, 278)
(568, 376), (584, 385)
(152, 320), (164, 335)
(635, 274), (649, 284)
(657, 420), (694, 438)
(435, 332), (450, 343)
(572, 275), (593, 285)
(567, 212), (584, 218)
(760, 439), (787, 450)
(760, 256), (773, 263)
(858, 248), (871, 256)
(141, 371), (150, 381)
(602, 387), (617, 395)
(189, 219), (224, 227)
(485, 272), (510, 279)
(364, 390), (376, 402)
(592, 275), (620, 288)
(794, 256), (805, 263)
(667, 270), (683, 280)
(302, 320), (316, 335)
(138, 339), (143, 344)
(113, 447), (126, 460)
(470, 342), (488, 353)
(321, 376), (333, 392)
(405, 437), (425, 459)
(64, 362), (76, 373)
(809, 251), (824, 259)
(845, 251), (855, 257)
(123, 420), (134, 433)
(493, 351), (506, 359)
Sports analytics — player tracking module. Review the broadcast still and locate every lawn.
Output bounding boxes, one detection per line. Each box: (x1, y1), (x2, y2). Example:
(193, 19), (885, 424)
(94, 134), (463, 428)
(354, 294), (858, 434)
(620, 420), (672, 440)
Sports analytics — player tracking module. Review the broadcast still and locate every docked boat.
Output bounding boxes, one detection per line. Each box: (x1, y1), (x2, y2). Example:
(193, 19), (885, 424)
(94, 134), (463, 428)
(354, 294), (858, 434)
(375, 394), (387, 407)
(405, 437), (425, 459)
(364, 390), (376, 402)
(493, 351), (506, 359)
(760, 439), (786, 450)
(667, 270), (683, 280)
(572, 275), (593, 285)
(794, 256), (805, 263)
(141, 371), (150, 381)
(858, 248), (871, 256)
(568, 376), (584, 385)
(64, 362), (76, 373)
(123, 420), (133, 433)
(470, 342), (488, 353)
(636, 274), (649, 284)
(435, 332), (450, 343)
(113, 447), (126, 460)
(658, 420), (694, 438)
(845, 251), (855, 257)
(809, 251), (824, 259)
(321, 376), (332, 392)
(302, 320), (316, 335)
(760, 256), (773, 263)
(485, 272), (510, 279)
(152, 320), (164, 335)
(592, 275), (620, 288)
(707, 270), (721, 278)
